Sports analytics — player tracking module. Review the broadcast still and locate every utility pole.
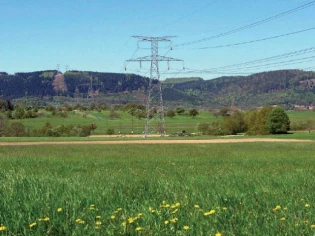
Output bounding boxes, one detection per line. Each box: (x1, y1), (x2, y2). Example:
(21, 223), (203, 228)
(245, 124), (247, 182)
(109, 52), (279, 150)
(125, 36), (184, 136)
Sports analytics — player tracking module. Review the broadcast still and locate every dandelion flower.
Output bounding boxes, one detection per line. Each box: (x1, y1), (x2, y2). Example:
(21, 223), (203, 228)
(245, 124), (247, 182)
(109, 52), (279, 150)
(137, 213), (143, 217)
(204, 210), (215, 216)
(194, 205), (200, 209)
(273, 205), (281, 212)
(111, 215), (115, 219)
(95, 226), (99, 229)
(280, 217), (286, 221)
(164, 220), (169, 225)
(29, 223), (36, 228)
(90, 204), (95, 207)
(96, 221), (102, 225)
(57, 208), (62, 212)
(96, 216), (101, 219)
(0, 226), (6, 231)
(136, 227), (142, 231)
(128, 218), (134, 224)
(223, 207), (227, 210)
(183, 226), (189, 230)
(75, 219), (81, 223)
(43, 217), (50, 222)
(305, 204), (310, 208)
(175, 202), (180, 207)
(172, 209), (178, 214)
(121, 221), (126, 226)
(215, 233), (222, 236)
(117, 208), (122, 211)
(311, 224), (315, 228)
(170, 218), (178, 223)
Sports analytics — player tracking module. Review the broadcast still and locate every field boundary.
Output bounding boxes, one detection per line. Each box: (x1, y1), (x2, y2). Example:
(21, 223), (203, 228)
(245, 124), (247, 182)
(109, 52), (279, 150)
(0, 138), (313, 146)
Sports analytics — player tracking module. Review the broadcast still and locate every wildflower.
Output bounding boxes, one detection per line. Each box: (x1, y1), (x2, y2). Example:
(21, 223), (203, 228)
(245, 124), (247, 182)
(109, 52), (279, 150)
(75, 219), (81, 223)
(194, 205), (200, 209)
(117, 208), (122, 211)
(90, 204), (95, 207)
(57, 208), (62, 212)
(283, 207), (288, 210)
(95, 226), (99, 229)
(204, 210), (215, 216)
(75, 219), (85, 224)
(170, 218), (178, 223)
(0, 226), (6, 231)
(136, 227), (142, 231)
(128, 218), (134, 224)
(29, 223), (36, 228)
(43, 217), (49, 222)
(172, 209), (178, 214)
(215, 233), (222, 236)
(280, 217), (286, 221)
(183, 225), (189, 230)
(137, 213), (143, 218)
(273, 205), (281, 212)
(311, 224), (315, 228)
(171, 204), (176, 209)
(121, 221), (126, 226)
(305, 204), (310, 208)
(96, 216), (101, 219)
(164, 220), (169, 225)
(111, 215), (115, 219)
(175, 202), (180, 207)
(113, 210), (118, 214)
(222, 207), (227, 211)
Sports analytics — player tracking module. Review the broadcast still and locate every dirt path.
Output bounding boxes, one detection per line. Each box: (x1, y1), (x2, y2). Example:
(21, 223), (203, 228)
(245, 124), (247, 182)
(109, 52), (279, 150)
(0, 138), (313, 146)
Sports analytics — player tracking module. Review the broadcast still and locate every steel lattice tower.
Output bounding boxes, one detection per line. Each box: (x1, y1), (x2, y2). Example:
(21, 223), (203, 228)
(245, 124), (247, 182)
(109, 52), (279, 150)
(125, 36), (184, 136)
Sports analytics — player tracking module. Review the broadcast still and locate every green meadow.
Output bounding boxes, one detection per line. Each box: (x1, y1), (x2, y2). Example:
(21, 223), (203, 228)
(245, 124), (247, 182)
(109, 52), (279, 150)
(0, 142), (314, 235)
(15, 110), (315, 135)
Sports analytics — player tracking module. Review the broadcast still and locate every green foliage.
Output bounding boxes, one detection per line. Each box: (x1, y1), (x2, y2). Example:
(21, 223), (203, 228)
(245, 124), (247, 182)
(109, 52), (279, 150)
(245, 107), (273, 135)
(189, 108), (199, 118)
(7, 121), (26, 137)
(175, 107), (185, 115)
(266, 107), (291, 134)
(198, 123), (209, 135)
(106, 128), (115, 135)
(166, 110), (176, 118)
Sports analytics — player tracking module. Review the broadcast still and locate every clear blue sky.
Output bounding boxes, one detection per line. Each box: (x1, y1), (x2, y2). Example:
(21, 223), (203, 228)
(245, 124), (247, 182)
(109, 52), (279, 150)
(1, 0), (314, 79)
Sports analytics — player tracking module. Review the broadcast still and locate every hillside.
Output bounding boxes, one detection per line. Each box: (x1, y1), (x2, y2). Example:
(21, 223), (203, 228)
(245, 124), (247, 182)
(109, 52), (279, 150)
(1, 69), (315, 108)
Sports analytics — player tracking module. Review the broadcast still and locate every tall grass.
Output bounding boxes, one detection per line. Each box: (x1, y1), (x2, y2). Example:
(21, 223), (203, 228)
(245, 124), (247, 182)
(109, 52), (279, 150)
(0, 143), (314, 235)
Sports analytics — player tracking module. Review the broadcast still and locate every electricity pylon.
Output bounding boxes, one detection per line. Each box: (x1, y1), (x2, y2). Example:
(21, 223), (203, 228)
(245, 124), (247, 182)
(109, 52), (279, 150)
(125, 36), (184, 136)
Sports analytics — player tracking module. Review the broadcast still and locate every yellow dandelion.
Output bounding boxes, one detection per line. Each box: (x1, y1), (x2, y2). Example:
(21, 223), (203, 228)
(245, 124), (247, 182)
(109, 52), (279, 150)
(204, 210), (215, 216)
(172, 209), (178, 214)
(117, 208), (122, 211)
(96, 221), (102, 225)
(170, 217), (178, 223)
(175, 202), (180, 207)
(57, 208), (62, 212)
(128, 218), (134, 224)
(121, 221), (126, 226)
(90, 204), (95, 207)
(111, 215), (115, 219)
(162, 201), (166, 205)
(96, 215), (101, 219)
(43, 217), (49, 222)
(75, 219), (81, 223)
(164, 220), (169, 225)
(136, 227), (142, 231)
(222, 207), (227, 210)
(215, 232), (222, 236)
(137, 213), (143, 217)
(305, 204), (310, 208)
(311, 224), (315, 228)
(280, 217), (286, 221)
(113, 210), (118, 214)
(0, 226), (6, 231)
(29, 223), (36, 228)
(273, 205), (281, 212)
(283, 207), (288, 210)
(95, 226), (99, 229)
(194, 204), (200, 209)
(183, 225), (189, 230)
(171, 204), (176, 209)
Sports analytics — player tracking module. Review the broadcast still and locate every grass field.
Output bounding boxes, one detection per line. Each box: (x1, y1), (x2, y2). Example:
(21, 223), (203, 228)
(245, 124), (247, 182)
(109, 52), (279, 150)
(14, 109), (315, 136)
(0, 142), (314, 235)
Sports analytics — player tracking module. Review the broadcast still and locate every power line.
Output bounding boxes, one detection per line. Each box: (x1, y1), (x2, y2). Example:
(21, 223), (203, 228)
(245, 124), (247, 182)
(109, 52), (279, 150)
(194, 27), (315, 50)
(174, 0), (315, 47)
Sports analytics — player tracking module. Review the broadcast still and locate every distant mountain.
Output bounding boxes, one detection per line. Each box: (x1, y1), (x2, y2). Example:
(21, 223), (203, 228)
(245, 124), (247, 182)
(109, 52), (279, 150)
(1, 69), (315, 108)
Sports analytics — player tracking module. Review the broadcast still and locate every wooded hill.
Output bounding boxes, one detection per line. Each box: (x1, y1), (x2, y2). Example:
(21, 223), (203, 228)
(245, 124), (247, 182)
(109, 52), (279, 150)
(0, 69), (315, 108)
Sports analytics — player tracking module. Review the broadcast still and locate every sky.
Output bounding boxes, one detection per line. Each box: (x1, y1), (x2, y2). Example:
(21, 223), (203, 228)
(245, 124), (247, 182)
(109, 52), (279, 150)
(1, 0), (315, 79)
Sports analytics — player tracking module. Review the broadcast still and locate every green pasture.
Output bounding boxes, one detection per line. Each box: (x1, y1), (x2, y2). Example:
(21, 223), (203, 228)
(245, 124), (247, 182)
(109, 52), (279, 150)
(287, 110), (315, 123)
(0, 142), (315, 235)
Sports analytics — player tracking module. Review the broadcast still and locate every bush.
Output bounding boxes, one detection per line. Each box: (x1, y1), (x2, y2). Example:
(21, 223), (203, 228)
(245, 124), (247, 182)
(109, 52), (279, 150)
(266, 107), (290, 134)
(106, 128), (115, 135)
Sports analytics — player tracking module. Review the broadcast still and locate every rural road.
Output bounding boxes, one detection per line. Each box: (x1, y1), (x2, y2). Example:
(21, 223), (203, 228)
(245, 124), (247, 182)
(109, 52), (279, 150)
(0, 138), (312, 146)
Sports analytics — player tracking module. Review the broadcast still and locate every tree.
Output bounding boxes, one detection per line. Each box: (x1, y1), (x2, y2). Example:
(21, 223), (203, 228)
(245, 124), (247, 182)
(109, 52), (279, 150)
(189, 108), (199, 118)
(106, 128), (115, 135)
(266, 107), (290, 134)
(7, 122), (26, 137)
(166, 110), (176, 118)
(198, 123), (209, 135)
(175, 107), (185, 115)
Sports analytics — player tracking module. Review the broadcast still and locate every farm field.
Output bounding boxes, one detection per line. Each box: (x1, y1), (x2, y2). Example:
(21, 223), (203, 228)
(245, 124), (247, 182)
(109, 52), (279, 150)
(14, 109), (315, 135)
(0, 142), (314, 235)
